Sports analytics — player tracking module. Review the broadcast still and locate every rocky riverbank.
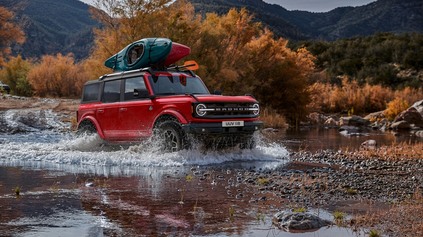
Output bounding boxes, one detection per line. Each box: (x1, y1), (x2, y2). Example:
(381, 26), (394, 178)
(237, 144), (423, 236)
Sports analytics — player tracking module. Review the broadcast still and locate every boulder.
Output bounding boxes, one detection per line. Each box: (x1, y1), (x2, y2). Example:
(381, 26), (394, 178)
(307, 112), (327, 125)
(273, 211), (332, 232)
(360, 139), (377, 150)
(340, 115), (370, 127)
(390, 120), (411, 130)
(414, 130), (423, 138)
(411, 100), (423, 115)
(391, 100), (423, 129)
(324, 117), (338, 127)
(364, 110), (385, 121)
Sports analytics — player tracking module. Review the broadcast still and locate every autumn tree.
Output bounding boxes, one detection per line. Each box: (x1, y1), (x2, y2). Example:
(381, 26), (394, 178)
(85, 0), (316, 123)
(0, 55), (33, 96)
(0, 6), (25, 65)
(27, 54), (86, 97)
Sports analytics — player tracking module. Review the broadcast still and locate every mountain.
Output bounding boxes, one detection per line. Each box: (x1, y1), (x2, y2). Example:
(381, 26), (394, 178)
(188, 0), (423, 40)
(0, 0), (99, 60)
(1, 0), (422, 60)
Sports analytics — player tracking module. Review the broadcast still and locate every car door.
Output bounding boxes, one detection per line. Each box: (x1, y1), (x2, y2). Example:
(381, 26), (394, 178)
(97, 79), (122, 140)
(118, 76), (153, 140)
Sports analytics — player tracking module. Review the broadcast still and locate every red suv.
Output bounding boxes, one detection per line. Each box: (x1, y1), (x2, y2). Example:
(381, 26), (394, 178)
(77, 67), (262, 151)
(77, 39), (262, 152)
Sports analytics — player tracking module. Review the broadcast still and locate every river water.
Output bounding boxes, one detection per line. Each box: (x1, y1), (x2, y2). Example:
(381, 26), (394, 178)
(1, 109), (420, 236)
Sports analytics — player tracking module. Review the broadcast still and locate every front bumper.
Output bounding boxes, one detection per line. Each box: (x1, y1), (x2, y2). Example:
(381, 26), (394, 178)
(182, 121), (263, 135)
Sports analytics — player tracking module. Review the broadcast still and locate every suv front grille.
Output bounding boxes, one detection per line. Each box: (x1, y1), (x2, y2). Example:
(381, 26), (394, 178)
(193, 103), (259, 118)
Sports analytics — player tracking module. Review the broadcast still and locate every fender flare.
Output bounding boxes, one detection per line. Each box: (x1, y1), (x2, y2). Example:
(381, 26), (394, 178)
(154, 109), (188, 126)
(77, 116), (105, 139)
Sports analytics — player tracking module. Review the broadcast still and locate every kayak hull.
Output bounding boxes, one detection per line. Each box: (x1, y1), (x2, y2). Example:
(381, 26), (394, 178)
(104, 38), (190, 71)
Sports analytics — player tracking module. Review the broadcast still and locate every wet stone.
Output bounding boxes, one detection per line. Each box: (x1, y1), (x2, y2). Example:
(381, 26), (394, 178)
(272, 211), (333, 232)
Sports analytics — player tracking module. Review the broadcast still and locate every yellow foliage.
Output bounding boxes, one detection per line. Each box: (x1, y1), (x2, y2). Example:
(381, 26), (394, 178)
(385, 98), (409, 121)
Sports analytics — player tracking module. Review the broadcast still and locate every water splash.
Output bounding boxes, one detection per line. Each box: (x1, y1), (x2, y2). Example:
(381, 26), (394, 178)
(0, 131), (289, 175)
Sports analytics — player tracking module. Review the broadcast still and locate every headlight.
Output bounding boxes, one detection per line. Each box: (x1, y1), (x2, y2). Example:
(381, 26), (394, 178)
(252, 103), (260, 116)
(195, 103), (207, 117)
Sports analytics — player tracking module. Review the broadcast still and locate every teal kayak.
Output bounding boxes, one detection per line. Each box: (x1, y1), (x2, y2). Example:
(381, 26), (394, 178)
(104, 38), (190, 71)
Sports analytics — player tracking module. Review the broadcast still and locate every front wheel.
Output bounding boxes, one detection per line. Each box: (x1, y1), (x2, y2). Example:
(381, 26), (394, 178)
(156, 120), (188, 152)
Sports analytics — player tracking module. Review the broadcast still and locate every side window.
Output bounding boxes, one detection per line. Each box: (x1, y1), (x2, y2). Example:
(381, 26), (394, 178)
(124, 77), (146, 101)
(102, 80), (121, 103)
(82, 83), (100, 102)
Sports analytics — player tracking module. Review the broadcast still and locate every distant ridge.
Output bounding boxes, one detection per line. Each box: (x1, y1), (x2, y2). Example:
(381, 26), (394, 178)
(0, 0), (99, 60)
(1, 0), (422, 60)
(188, 0), (423, 40)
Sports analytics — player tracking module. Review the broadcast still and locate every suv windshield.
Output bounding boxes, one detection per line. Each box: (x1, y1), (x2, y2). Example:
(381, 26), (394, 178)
(149, 75), (209, 95)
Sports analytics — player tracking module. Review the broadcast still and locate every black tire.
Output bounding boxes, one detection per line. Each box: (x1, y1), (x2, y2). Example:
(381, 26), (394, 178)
(77, 121), (97, 136)
(156, 120), (188, 152)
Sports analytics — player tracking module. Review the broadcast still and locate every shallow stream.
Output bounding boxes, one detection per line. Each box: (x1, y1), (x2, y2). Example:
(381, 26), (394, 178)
(1, 109), (420, 236)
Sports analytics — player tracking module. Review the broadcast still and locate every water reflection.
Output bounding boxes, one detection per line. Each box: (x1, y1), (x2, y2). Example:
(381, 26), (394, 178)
(0, 165), (368, 237)
(1, 127), (413, 236)
(275, 127), (420, 152)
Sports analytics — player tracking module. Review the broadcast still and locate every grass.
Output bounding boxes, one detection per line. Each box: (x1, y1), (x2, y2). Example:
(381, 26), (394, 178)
(342, 142), (423, 161)
(257, 177), (270, 186)
(345, 188), (358, 195)
(333, 211), (346, 225)
(368, 229), (381, 237)
(260, 107), (288, 128)
(292, 207), (307, 213)
(349, 187), (423, 237)
(14, 186), (20, 197)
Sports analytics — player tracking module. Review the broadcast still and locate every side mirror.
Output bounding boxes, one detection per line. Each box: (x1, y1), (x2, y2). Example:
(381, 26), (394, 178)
(134, 88), (150, 98)
(213, 90), (222, 95)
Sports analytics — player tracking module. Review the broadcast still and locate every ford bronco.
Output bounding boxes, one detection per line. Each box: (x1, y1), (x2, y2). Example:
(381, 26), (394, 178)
(76, 38), (263, 151)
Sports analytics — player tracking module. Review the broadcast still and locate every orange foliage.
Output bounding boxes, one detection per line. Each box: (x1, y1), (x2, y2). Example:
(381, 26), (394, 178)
(0, 6), (25, 65)
(27, 54), (87, 98)
(308, 78), (422, 115)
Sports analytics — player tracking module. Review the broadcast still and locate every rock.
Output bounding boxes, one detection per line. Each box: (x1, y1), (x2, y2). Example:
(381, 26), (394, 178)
(411, 100), (423, 115)
(339, 126), (367, 136)
(390, 120), (411, 130)
(393, 106), (423, 129)
(324, 117), (338, 127)
(273, 211), (332, 231)
(307, 112), (327, 125)
(340, 115), (370, 127)
(364, 110), (385, 121)
(360, 139), (377, 150)
(414, 130), (423, 138)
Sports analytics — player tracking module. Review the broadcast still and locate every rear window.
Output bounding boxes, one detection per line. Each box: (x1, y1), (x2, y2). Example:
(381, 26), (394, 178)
(102, 80), (122, 103)
(82, 83), (100, 102)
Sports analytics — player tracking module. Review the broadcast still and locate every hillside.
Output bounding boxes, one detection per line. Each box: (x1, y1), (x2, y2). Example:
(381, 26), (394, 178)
(0, 0), (98, 60)
(189, 0), (423, 40)
(1, 0), (422, 60)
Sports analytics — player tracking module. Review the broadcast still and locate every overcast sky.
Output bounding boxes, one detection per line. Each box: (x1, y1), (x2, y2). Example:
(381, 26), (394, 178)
(80, 0), (376, 13)
(263, 0), (375, 12)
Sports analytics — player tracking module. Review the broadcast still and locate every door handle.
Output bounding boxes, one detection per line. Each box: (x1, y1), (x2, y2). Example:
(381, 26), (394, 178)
(120, 108), (127, 112)
(98, 109), (104, 113)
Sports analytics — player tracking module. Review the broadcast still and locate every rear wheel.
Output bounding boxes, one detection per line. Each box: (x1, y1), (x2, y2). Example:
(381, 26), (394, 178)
(156, 120), (188, 152)
(77, 120), (97, 136)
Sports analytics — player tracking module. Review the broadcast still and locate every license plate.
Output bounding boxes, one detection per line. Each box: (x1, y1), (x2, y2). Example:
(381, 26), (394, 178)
(222, 121), (244, 127)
